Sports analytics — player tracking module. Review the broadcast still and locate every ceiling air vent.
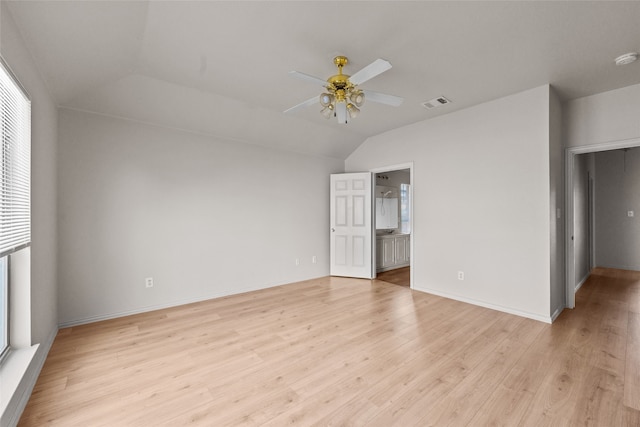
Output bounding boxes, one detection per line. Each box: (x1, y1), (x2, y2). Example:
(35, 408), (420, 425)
(422, 96), (452, 109)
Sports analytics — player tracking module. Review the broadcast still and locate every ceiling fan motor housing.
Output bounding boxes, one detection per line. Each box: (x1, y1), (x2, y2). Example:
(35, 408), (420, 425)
(327, 57), (354, 104)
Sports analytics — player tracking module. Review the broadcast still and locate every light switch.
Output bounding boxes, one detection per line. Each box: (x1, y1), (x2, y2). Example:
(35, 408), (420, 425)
(628, 211), (635, 218)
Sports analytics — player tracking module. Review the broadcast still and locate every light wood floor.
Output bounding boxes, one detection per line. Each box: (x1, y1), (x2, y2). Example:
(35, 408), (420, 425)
(20, 267), (640, 426)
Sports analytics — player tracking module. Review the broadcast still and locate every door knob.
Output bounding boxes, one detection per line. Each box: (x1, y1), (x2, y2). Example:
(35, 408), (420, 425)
(331, 228), (335, 232)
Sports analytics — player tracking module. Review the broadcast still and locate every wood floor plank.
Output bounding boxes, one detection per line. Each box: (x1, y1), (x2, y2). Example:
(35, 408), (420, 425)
(625, 311), (640, 410)
(589, 301), (628, 375)
(18, 268), (640, 426)
(466, 386), (536, 426)
(418, 324), (538, 426)
(569, 366), (626, 426)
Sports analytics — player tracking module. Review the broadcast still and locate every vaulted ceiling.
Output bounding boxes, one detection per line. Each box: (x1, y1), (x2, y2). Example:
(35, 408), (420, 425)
(6, 1), (640, 159)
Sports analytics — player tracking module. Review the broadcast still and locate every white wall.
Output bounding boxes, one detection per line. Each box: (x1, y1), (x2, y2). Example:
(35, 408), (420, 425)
(1, 3), (59, 425)
(565, 83), (640, 148)
(594, 149), (640, 271)
(57, 109), (343, 326)
(347, 85), (554, 322)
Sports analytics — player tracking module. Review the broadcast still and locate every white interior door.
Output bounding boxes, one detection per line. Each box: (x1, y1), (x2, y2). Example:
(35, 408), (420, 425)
(330, 173), (373, 278)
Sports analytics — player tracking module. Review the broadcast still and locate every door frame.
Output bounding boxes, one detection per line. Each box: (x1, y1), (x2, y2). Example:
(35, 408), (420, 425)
(370, 162), (414, 289)
(565, 137), (640, 308)
(587, 172), (595, 272)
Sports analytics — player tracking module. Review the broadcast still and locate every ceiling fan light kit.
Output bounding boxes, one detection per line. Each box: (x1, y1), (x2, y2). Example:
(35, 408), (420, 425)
(319, 56), (361, 123)
(285, 55), (403, 124)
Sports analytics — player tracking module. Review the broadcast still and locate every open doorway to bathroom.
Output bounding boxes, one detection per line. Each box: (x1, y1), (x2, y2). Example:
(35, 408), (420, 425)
(373, 166), (412, 287)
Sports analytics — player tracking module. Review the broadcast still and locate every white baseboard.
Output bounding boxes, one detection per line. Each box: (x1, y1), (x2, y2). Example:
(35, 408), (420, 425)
(376, 263), (410, 273)
(58, 276), (326, 328)
(550, 306), (564, 322)
(575, 272), (590, 292)
(413, 286), (553, 324)
(593, 264), (640, 273)
(59, 286), (274, 328)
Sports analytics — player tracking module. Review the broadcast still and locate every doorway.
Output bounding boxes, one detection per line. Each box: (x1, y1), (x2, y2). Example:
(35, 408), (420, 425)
(566, 138), (640, 308)
(371, 163), (413, 289)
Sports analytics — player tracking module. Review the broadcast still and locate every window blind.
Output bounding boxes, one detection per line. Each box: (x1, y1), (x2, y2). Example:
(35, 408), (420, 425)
(0, 58), (31, 258)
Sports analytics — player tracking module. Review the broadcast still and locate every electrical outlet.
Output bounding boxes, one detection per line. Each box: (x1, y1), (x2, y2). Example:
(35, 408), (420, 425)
(145, 277), (154, 288)
(628, 211), (634, 218)
(312, 255), (317, 264)
(457, 271), (464, 281)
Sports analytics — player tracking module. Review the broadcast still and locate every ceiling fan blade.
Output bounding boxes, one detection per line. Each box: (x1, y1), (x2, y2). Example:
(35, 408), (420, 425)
(289, 71), (327, 87)
(283, 96), (318, 114)
(363, 90), (404, 107)
(349, 59), (392, 86)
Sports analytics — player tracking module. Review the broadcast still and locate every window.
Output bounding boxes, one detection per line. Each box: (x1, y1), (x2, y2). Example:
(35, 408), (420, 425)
(400, 183), (411, 234)
(0, 56), (31, 362)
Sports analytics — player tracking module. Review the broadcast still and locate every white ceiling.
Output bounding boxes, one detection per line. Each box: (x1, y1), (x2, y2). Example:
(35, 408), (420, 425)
(6, 1), (640, 159)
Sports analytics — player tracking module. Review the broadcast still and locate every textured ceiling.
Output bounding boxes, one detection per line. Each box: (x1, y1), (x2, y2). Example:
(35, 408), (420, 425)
(5, 1), (640, 159)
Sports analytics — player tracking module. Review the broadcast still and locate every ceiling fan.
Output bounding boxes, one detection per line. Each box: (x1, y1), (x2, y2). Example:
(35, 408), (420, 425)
(284, 56), (403, 124)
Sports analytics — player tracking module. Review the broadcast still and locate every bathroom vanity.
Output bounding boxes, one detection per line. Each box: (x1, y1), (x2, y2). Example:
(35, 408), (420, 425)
(376, 233), (410, 272)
